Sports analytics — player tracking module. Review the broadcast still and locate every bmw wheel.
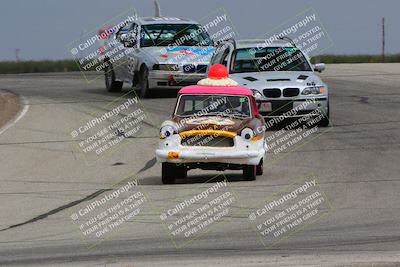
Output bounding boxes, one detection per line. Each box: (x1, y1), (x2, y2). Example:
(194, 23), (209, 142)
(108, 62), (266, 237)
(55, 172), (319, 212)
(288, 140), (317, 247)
(104, 63), (123, 92)
(318, 100), (330, 127)
(138, 65), (150, 98)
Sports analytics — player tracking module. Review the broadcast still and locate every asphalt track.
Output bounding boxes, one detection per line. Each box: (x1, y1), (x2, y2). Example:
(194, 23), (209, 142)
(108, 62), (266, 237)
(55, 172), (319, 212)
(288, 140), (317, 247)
(0, 64), (399, 266)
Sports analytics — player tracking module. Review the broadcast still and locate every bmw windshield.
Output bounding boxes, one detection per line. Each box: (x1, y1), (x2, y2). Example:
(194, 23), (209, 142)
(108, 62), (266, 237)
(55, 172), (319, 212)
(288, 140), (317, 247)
(231, 47), (312, 73)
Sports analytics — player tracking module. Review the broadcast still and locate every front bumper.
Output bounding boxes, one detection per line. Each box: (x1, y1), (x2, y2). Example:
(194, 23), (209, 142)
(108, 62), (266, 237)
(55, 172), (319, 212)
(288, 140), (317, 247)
(257, 97), (328, 118)
(148, 70), (206, 89)
(155, 135), (266, 165)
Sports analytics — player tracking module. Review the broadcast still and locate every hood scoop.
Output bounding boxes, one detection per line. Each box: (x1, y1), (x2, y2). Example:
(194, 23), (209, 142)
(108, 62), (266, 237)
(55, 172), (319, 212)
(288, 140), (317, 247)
(296, 75), (309, 81)
(267, 78), (290, 82)
(243, 76), (258, 82)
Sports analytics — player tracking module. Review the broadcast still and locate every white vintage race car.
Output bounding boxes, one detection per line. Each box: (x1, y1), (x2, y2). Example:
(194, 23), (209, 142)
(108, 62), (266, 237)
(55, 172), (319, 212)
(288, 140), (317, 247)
(156, 64), (267, 184)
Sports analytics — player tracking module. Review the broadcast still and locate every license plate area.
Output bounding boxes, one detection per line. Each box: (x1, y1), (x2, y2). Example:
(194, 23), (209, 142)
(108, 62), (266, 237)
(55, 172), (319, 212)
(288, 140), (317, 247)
(271, 100), (293, 115)
(259, 102), (272, 112)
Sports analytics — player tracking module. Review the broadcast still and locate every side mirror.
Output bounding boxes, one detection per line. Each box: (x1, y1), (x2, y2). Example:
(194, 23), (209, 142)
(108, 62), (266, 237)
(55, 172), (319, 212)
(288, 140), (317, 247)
(313, 63), (325, 73)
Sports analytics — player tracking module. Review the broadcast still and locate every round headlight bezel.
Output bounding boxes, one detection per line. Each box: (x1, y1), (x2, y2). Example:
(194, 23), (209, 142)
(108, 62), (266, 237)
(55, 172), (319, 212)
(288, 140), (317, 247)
(241, 127), (255, 141)
(160, 125), (177, 139)
(251, 89), (263, 100)
(301, 86), (325, 95)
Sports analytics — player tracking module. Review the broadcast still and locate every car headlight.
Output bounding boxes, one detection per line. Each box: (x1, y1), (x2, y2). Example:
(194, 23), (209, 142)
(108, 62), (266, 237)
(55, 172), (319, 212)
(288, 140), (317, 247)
(160, 125), (177, 139)
(301, 86), (325, 95)
(251, 89), (263, 100)
(241, 128), (255, 140)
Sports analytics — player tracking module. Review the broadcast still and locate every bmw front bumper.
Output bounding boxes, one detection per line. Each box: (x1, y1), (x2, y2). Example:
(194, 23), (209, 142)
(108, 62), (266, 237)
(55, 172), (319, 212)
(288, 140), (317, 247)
(148, 70), (206, 89)
(257, 97), (328, 119)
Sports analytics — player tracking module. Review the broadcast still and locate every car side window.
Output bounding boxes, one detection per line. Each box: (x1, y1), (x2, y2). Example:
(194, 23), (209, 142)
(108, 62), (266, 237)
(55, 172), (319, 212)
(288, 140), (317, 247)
(131, 23), (138, 36)
(116, 23), (130, 41)
(131, 23), (139, 46)
(116, 23), (139, 48)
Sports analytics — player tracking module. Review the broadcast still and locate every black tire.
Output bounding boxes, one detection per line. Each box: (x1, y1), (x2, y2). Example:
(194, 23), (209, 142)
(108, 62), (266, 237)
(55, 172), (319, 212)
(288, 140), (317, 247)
(162, 163), (176, 184)
(243, 165), (257, 181)
(162, 163), (187, 184)
(178, 166), (188, 180)
(137, 65), (150, 98)
(318, 101), (330, 127)
(256, 159), (264, 176)
(104, 64), (123, 92)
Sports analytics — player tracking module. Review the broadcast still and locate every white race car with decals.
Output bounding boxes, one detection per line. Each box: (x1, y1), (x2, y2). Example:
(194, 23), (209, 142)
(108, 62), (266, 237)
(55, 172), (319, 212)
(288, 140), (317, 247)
(156, 65), (267, 184)
(210, 39), (330, 126)
(103, 6), (214, 97)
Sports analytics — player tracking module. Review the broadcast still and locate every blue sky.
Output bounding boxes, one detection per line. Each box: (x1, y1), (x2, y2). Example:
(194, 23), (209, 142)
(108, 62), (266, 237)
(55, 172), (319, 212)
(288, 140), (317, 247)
(0, 0), (398, 60)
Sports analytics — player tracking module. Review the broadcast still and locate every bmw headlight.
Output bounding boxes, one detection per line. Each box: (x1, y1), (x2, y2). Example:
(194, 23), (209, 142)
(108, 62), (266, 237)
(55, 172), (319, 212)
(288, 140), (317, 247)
(160, 125), (177, 139)
(301, 86), (325, 95)
(251, 89), (263, 100)
(241, 128), (255, 140)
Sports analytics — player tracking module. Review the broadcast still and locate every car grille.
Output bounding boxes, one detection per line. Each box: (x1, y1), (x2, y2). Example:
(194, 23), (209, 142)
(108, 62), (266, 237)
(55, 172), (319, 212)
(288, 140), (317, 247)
(181, 136), (234, 147)
(197, 65), (208, 73)
(263, 88), (281, 98)
(153, 64), (179, 71)
(283, 88), (300, 97)
(183, 64), (196, 73)
(183, 64), (208, 73)
(173, 80), (198, 86)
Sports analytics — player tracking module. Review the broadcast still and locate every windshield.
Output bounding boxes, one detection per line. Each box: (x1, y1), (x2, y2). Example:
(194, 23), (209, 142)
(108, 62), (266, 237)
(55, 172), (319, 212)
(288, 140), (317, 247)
(140, 24), (213, 47)
(231, 47), (312, 73)
(175, 94), (251, 117)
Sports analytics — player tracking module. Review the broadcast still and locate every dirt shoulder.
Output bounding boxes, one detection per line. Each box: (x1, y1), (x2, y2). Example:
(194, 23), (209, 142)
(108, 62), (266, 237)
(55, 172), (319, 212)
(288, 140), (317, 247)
(0, 90), (20, 130)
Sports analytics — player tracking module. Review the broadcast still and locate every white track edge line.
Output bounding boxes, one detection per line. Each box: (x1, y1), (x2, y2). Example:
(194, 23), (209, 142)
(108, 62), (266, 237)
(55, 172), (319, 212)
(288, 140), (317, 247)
(0, 92), (30, 136)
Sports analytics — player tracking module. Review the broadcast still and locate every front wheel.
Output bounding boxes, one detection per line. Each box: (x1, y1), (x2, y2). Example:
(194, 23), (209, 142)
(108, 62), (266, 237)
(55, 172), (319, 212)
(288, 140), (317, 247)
(256, 159), (264, 176)
(243, 165), (256, 181)
(104, 64), (123, 92)
(137, 66), (150, 98)
(318, 101), (330, 127)
(162, 163), (187, 184)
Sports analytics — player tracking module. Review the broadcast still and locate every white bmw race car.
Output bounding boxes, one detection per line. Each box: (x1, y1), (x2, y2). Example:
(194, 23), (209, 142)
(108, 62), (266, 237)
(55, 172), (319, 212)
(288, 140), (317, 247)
(102, 15), (214, 97)
(209, 39), (330, 127)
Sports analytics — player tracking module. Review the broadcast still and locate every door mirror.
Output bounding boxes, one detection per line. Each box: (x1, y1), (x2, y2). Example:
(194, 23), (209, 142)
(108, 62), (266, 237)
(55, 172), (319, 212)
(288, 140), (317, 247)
(313, 63), (325, 73)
